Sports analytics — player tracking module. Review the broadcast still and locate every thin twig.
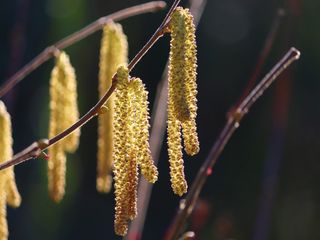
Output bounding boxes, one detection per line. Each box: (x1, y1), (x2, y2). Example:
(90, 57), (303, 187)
(0, 1), (166, 98)
(165, 47), (300, 240)
(126, 0), (206, 239)
(0, 0), (181, 171)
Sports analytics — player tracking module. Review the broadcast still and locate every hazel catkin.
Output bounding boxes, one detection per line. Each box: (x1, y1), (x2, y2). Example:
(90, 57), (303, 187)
(169, 7), (199, 155)
(166, 7), (200, 195)
(97, 21), (128, 193)
(130, 78), (158, 183)
(0, 101), (21, 240)
(113, 67), (159, 236)
(48, 51), (80, 202)
(113, 66), (131, 236)
(167, 99), (188, 196)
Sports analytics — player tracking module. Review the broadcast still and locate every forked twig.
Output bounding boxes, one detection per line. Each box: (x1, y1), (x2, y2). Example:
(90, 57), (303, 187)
(165, 47), (300, 240)
(0, 0), (182, 171)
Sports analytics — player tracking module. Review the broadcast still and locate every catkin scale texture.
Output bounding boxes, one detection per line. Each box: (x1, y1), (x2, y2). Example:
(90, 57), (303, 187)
(113, 68), (158, 235)
(168, 9), (190, 122)
(166, 7), (200, 196)
(167, 99), (188, 196)
(48, 51), (80, 202)
(0, 186), (7, 240)
(113, 66), (131, 236)
(169, 7), (199, 156)
(131, 79), (158, 183)
(181, 8), (199, 155)
(97, 22), (128, 193)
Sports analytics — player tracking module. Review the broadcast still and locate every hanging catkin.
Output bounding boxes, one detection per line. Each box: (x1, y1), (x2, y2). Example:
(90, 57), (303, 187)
(180, 7), (199, 156)
(97, 21), (128, 193)
(113, 68), (159, 236)
(130, 78), (158, 183)
(167, 7), (200, 195)
(0, 101), (21, 240)
(113, 66), (131, 236)
(48, 51), (80, 202)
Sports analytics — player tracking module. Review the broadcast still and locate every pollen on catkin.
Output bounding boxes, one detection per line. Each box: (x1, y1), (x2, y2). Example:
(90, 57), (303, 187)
(0, 185), (7, 240)
(167, 99), (188, 196)
(0, 101), (21, 240)
(130, 78), (158, 183)
(113, 66), (131, 236)
(48, 51), (80, 202)
(166, 7), (200, 195)
(168, 8), (190, 122)
(97, 21), (128, 193)
(180, 7), (199, 156)
(113, 69), (159, 235)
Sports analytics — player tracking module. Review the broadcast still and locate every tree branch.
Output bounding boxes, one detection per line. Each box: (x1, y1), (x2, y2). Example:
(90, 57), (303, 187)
(0, 1), (166, 98)
(165, 47), (301, 240)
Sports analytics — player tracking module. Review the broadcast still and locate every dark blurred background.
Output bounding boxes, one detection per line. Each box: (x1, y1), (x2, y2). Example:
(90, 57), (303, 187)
(1, 0), (320, 239)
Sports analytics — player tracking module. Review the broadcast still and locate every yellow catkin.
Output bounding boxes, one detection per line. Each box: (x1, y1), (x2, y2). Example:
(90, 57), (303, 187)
(0, 185), (7, 240)
(113, 73), (159, 235)
(47, 146), (66, 202)
(165, 7), (201, 196)
(97, 21), (128, 193)
(125, 151), (138, 221)
(123, 80), (140, 221)
(168, 7), (200, 156)
(0, 101), (21, 240)
(113, 66), (131, 236)
(181, 8), (199, 156)
(5, 173), (21, 208)
(168, 7), (191, 122)
(130, 78), (158, 183)
(48, 51), (80, 202)
(167, 97), (188, 196)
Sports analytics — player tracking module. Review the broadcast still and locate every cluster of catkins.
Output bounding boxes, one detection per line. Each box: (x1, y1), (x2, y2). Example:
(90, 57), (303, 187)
(0, 6), (199, 238)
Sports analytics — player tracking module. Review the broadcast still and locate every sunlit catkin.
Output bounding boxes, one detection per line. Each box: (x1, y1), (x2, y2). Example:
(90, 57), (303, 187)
(0, 101), (21, 240)
(181, 8), (199, 156)
(0, 184), (7, 240)
(168, 7), (199, 156)
(113, 66), (131, 236)
(167, 98), (188, 196)
(48, 51), (80, 202)
(97, 21), (128, 193)
(130, 78), (158, 183)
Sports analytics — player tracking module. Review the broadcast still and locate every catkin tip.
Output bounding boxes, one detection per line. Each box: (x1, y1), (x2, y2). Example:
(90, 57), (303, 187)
(96, 175), (113, 193)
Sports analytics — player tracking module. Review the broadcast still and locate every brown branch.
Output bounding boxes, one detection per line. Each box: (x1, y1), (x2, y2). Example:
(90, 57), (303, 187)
(0, 1), (166, 98)
(0, 0), (181, 171)
(165, 47), (301, 240)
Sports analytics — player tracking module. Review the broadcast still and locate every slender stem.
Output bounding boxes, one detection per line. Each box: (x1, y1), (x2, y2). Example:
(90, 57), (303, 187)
(165, 48), (300, 240)
(0, 0), (181, 171)
(0, 1), (166, 98)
